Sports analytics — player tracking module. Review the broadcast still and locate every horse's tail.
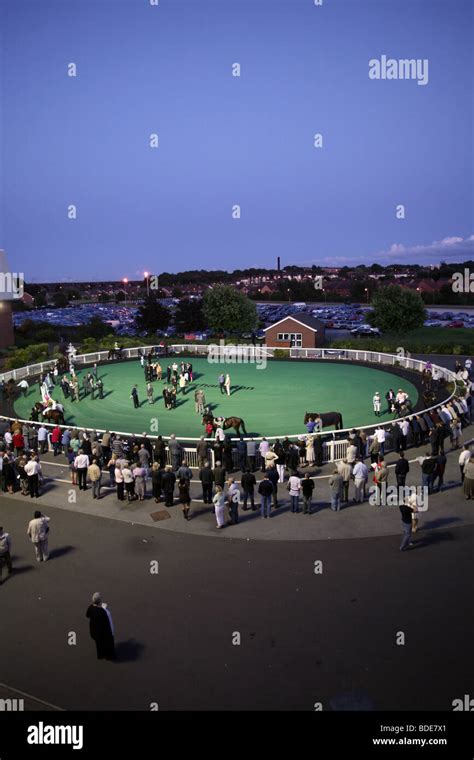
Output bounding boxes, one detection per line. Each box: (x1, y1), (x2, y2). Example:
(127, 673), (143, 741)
(338, 413), (343, 430)
(241, 419), (247, 435)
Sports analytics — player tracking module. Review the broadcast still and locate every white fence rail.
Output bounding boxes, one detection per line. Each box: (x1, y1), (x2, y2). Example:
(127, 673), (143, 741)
(0, 346), (459, 464)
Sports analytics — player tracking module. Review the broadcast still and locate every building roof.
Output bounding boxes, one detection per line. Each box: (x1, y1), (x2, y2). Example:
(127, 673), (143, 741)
(263, 313), (325, 333)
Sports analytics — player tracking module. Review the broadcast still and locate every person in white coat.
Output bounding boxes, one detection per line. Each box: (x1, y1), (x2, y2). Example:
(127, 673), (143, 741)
(213, 486), (226, 528)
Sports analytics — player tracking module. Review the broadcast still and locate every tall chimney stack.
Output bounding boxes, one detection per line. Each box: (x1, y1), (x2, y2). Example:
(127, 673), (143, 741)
(277, 256), (281, 272)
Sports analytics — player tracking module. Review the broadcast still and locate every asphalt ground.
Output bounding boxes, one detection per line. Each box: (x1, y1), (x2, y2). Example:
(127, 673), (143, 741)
(0, 431), (472, 711)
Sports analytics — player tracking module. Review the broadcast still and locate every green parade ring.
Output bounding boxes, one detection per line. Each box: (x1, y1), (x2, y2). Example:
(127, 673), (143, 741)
(13, 357), (421, 438)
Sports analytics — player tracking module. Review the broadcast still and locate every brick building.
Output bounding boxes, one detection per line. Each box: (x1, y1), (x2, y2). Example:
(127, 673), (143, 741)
(263, 314), (326, 349)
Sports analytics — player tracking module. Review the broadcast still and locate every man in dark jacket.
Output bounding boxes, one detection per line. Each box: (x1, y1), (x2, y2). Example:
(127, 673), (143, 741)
(433, 451), (447, 492)
(410, 417), (421, 447)
(161, 466), (176, 506)
(236, 437), (247, 472)
(177, 460), (193, 485)
(153, 436), (166, 468)
(86, 592), (116, 660)
(395, 451), (410, 487)
(390, 423), (402, 454)
(258, 475), (274, 518)
(420, 452), (437, 494)
(241, 468), (257, 510)
(199, 462), (214, 504)
(301, 473), (315, 514)
(287, 444), (299, 475)
(416, 415), (428, 444)
(196, 436), (208, 468)
(213, 461), (226, 489)
(130, 385), (139, 408)
(168, 435), (182, 471)
(266, 464), (279, 508)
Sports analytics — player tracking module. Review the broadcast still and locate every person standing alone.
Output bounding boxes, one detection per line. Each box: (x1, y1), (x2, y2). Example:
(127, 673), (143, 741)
(86, 592), (116, 661)
(27, 510), (50, 562)
(130, 385), (140, 408)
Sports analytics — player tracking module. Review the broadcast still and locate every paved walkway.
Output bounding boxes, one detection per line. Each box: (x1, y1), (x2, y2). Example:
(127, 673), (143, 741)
(4, 429), (472, 541)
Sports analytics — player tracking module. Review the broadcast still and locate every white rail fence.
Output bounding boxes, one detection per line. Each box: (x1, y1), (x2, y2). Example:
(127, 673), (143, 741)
(0, 346), (459, 465)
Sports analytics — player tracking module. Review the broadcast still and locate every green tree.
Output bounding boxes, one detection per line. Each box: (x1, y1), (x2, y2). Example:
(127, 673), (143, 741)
(135, 295), (171, 333)
(202, 285), (258, 334)
(77, 317), (112, 341)
(52, 291), (69, 308)
(174, 299), (206, 332)
(34, 291), (47, 307)
(370, 285), (426, 333)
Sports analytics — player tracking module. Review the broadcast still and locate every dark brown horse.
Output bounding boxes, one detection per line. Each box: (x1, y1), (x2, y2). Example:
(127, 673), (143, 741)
(34, 402), (65, 425)
(202, 413), (247, 436)
(304, 411), (344, 430)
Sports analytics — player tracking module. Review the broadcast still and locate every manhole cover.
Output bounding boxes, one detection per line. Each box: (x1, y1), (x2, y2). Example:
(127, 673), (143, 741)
(150, 510), (171, 522)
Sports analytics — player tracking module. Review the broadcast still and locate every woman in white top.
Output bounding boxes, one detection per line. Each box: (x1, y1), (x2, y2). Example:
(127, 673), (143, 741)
(121, 463), (135, 501)
(114, 462), (125, 501)
(224, 374), (231, 396)
(213, 486), (226, 528)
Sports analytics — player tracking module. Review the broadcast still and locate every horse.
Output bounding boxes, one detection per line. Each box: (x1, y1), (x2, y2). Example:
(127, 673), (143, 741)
(421, 369), (432, 391)
(55, 355), (69, 373)
(4, 379), (18, 401)
(202, 413), (247, 436)
(304, 411), (344, 430)
(34, 402), (65, 425)
(107, 348), (123, 361)
(422, 390), (436, 408)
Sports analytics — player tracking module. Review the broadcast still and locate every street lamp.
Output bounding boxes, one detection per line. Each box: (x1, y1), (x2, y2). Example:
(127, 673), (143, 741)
(364, 287), (369, 303)
(122, 277), (128, 305)
(144, 271), (150, 297)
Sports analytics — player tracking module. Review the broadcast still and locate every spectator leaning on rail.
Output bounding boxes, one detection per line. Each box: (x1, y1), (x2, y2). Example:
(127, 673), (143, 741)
(168, 435), (183, 471)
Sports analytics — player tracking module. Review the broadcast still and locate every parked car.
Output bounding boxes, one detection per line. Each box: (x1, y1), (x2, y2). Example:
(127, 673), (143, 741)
(350, 326), (381, 337)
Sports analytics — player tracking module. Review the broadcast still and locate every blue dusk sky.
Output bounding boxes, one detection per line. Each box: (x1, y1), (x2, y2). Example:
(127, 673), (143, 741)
(0, 0), (472, 282)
